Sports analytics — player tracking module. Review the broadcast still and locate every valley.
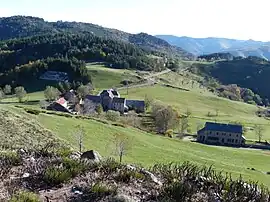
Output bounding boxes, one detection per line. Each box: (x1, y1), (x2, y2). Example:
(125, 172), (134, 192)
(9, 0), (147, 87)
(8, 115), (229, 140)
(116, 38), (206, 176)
(1, 64), (270, 187)
(0, 14), (270, 201)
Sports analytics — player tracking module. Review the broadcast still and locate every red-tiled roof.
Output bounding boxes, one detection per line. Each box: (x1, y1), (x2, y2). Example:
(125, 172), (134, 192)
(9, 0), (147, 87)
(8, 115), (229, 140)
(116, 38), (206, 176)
(56, 97), (67, 105)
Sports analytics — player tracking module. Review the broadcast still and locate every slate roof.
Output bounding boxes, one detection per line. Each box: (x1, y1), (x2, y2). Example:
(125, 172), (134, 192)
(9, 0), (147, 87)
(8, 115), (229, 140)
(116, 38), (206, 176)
(112, 97), (125, 104)
(126, 100), (145, 108)
(204, 122), (243, 133)
(85, 95), (101, 103)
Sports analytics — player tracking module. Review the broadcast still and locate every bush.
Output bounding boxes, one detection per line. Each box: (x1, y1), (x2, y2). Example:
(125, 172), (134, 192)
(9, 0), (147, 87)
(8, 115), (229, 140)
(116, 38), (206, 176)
(106, 110), (120, 122)
(165, 129), (174, 138)
(90, 183), (117, 197)
(0, 151), (22, 166)
(115, 169), (145, 183)
(9, 191), (40, 202)
(43, 158), (87, 186)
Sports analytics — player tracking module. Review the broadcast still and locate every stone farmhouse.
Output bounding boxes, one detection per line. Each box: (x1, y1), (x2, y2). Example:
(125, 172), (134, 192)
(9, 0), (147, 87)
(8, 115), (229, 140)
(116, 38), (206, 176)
(85, 89), (145, 114)
(197, 122), (246, 147)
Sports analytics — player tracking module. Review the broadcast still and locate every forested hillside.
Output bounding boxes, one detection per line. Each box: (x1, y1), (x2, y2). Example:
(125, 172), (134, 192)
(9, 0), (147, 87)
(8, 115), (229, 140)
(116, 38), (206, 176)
(192, 56), (270, 104)
(0, 32), (171, 90)
(0, 16), (193, 60)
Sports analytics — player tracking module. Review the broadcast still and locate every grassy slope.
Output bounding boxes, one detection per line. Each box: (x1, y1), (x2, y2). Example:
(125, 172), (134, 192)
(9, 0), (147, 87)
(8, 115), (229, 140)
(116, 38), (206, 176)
(87, 63), (140, 91)
(35, 111), (270, 187)
(120, 85), (270, 141)
(2, 65), (270, 186)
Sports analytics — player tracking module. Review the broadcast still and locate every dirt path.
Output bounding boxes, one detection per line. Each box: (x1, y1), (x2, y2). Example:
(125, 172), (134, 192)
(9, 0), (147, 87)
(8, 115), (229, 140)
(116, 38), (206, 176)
(118, 69), (171, 90)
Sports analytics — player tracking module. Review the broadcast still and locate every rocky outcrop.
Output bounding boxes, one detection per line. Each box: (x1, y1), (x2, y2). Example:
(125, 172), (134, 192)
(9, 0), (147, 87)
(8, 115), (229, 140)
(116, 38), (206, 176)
(80, 150), (102, 162)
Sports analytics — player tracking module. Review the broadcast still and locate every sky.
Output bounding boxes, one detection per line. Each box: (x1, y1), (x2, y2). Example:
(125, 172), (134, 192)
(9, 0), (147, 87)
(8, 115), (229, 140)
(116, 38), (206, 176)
(1, 0), (270, 41)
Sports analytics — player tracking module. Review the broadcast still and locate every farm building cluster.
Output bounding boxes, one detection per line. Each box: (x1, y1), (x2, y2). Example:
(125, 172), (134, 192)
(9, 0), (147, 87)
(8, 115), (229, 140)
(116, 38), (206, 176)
(47, 89), (145, 115)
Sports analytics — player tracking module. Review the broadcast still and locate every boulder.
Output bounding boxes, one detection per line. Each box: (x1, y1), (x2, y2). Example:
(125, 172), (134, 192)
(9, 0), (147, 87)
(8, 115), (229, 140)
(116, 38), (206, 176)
(80, 150), (102, 162)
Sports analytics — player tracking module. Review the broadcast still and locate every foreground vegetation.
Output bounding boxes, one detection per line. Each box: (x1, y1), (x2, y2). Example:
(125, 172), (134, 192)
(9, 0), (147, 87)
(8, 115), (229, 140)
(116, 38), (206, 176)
(1, 146), (269, 201)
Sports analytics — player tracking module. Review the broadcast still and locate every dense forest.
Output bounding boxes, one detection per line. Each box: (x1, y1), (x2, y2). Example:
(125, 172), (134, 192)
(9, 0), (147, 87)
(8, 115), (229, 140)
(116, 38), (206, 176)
(198, 52), (235, 61)
(0, 15), (195, 91)
(0, 16), (193, 60)
(0, 32), (173, 90)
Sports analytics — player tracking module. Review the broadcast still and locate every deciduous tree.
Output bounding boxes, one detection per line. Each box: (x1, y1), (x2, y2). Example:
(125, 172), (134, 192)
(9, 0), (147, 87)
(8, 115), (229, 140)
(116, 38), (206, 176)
(14, 86), (27, 103)
(112, 133), (131, 163)
(44, 86), (60, 101)
(254, 124), (264, 142)
(179, 116), (189, 136)
(3, 85), (12, 95)
(73, 125), (86, 153)
(151, 103), (179, 134)
(77, 84), (93, 98)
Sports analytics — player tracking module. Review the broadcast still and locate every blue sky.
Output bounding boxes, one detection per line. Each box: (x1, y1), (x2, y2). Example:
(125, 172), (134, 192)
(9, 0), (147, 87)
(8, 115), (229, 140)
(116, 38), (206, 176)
(1, 0), (270, 41)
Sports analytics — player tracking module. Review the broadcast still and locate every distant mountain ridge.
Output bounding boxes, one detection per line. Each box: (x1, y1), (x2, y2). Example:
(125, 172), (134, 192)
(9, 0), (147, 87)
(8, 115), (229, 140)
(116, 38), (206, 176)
(0, 16), (193, 60)
(156, 35), (270, 60)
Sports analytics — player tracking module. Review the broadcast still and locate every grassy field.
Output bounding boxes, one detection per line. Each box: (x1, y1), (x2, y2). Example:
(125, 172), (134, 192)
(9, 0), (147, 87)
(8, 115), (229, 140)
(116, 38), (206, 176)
(1, 66), (270, 187)
(32, 110), (270, 187)
(87, 63), (141, 91)
(119, 85), (270, 141)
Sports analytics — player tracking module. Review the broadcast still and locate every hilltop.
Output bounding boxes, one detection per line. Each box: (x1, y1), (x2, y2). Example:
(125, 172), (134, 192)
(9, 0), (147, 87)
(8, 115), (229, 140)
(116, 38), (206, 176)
(190, 56), (270, 103)
(0, 16), (193, 60)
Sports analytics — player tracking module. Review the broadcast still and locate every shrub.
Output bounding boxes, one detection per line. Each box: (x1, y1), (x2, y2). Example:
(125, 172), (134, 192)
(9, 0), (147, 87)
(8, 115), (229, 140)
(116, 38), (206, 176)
(96, 104), (103, 115)
(56, 147), (73, 158)
(98, 158), (123, 174)
(115, 169), (145, 183)
(106, 110), (120, 122)
(43, 158), (87, 186)
(165, 129), (174, 138)
(44, 166), (72, 185)
(91, 183), (117, 197)
(9, 191), (40, 202)
(0, 151), (22, 166)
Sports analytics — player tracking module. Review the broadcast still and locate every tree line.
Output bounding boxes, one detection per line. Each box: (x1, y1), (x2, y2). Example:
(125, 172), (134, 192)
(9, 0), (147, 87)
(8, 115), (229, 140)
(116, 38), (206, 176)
(0, 32), (166, 72)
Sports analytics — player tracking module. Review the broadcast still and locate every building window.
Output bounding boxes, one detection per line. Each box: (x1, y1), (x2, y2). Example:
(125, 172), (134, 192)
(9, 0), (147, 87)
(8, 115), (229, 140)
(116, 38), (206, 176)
(216, 132), (219, 135)
(236, 139), (238, 143)
(229, 134), (231, 136)
(236, 134), (238, 137)
(207, 136), (219, 141)
(221, 138), (224, 143)
(209, 131), (212, 134)
(232, 139), (234, 143)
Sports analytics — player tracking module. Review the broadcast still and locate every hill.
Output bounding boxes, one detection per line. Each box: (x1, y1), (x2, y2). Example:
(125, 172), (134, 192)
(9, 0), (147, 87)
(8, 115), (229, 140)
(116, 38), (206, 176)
(0, 32), (169, 91)
(0, 110), (268, 202)
(156, 35), (270, 60)
(191, 56), (270, 102)
(2, 83), (270, 188)
(0, 16), (193, 60)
